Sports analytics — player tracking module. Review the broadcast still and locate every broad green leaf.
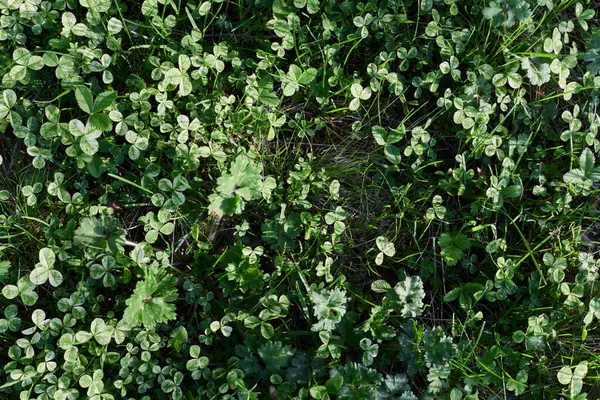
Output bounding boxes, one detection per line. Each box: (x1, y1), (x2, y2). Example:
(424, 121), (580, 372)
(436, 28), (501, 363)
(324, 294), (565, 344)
(384, 145), (402, 164)
(579, 148), (595, 174)
(122, 264), (178, 329)
(75, 86), (94, 114)
(93, 91), (116, 112)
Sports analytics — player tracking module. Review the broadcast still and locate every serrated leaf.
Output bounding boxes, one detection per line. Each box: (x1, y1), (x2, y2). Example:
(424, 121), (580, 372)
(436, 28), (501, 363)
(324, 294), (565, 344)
(93, 91), (116, 112)
(75, 86), (94, 114)
(580, 148), (595, 174)
(122, 264), (178, 329)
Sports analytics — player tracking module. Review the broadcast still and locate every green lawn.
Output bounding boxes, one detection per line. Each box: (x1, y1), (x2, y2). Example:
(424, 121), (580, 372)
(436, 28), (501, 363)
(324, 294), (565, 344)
(1, 0), (600, 398)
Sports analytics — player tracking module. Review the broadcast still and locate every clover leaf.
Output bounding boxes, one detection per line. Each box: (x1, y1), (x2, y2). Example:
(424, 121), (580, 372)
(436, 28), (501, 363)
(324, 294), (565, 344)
(2, 277), (38, 306)
(557, 362), (588, 397)
(30, 248), (63, 287)
(282, 64), (317, 96)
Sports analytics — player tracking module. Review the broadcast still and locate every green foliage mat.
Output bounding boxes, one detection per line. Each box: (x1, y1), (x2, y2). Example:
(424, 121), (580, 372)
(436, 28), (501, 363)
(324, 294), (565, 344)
(0, 0), (600, 398)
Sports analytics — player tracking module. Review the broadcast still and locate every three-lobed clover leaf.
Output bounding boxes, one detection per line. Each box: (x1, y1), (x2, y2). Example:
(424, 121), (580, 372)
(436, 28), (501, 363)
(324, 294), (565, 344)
(90, 255), (117, 287)
(69, 119), (102, 156)
(372, 125), (405, 164)
(281, 64), (317, 96)
(349, 83), (372, 111)
(9, 48), (44, 84)
(0, 305), (21, 333)
(583, 298), (600, 326)
(186, 345), (210, 379)
(375, 236), (396, 265)
(80, 0), (111, 13)
(2, 276), (38, 306)
(79, 369), (106, 398)
(543, 253), (567, 283)
(30, 248), (63, 287)
(557, 362), (588, 398)
(575, 2), (595, 31)
(162, 55), (193, 97)
(157, 175), (189, 210)
(426, 195), (446, 220)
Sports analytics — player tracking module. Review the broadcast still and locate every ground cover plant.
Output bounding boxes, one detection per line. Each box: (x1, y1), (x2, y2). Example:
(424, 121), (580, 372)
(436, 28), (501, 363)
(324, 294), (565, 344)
(1, 0), (600, 398)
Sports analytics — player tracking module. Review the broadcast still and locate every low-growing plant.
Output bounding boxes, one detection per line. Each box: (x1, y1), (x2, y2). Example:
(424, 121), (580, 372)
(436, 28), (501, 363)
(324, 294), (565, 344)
(0, 0), (599, 398)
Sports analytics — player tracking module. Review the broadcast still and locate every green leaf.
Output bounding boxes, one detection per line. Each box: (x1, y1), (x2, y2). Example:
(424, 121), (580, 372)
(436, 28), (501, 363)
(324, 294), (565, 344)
(257, 341), (294, 374)
(3, 89), (17, 108)
(2, 285), (19, 299)
(198, 1), (211, 15)
(75, 86), (94, 114)
(557, 365), (572, 384)
(580, 148), (595, 174)
(261, 322), (275, 339)
(13, 48), (30, 66)
(521, 58), (551, 86)
(141, 0), (158, 16)
(93, 91), (117, 112)
(392, 276), (425, 317)
(122, 264), (178, 329)
(309, 386), (328, 399)
(258, 76), (280, 107)
(371, 279), (392, 293)
(80, 135), (99, 155)
(27, 56), (44, 71)
(80, 0), (111, 12)
(298, 68), (317, 85)
(440, 232), (471, 266)
(443, 287), (461, 302)
(501, 185), (522, 198)
(90, 318), (112, 345)
(0, 260), (10, 283)
(309, 288), (347, 332)
(73, 215), (125, 253)
(376, 236), (396, 256)
(190, 345), (201, 359)
(384, 145), (402, 164)
(89, 113), (112, 132)
(107, 18), (123, 34)
(208, 153), (263, 216)
(169, 326), (188, 351)
(325, 375), (343, 394)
